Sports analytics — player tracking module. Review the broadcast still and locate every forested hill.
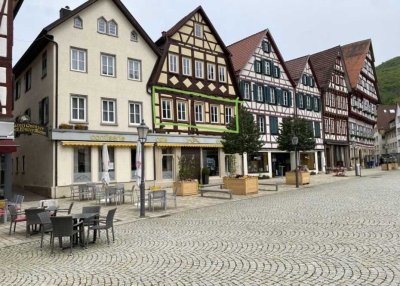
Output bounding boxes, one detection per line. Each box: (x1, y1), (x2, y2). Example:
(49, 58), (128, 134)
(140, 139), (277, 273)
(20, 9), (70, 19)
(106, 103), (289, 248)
(376, 57), (400, 104)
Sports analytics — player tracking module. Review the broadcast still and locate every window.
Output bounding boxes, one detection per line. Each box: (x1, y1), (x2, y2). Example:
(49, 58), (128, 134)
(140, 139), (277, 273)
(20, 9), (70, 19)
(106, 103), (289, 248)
(195, 103), (204, 122)
(98, 18), (107, 34)
(273, 66), (280, 78)
(248, 152), (269, 173)
(161, 99), (172, 119)
(210, 105), (219, 123)
(270, 116), (278, 135)
(128, 59), (141, 80)
(39, 97), (49, 125)
(314, 122), (321, 138)
(262, 41), (271, 53)
(219, 66), (226, 82)
(270, 87), (276, 104)
(203, 148), (219, 176)
(243, 82), (250, 100)
(162, 148), (174, 179)
(71, 48), (86, 72)
(25, 69), (32, 91)
(254, 60), (262, 74)
(263, 60), (271, 75)
(257, 85), (263, 102)
(168, 54), (178, 73)
(101, 54), (116, 77)
(102, 99), (116, 124)
(297, 93), (304, 109)
(195, 61), (203, 78)
(182, 57), (191, 76)
(108, 20), (118, 36)
(258, 116), (265, 133)
(71, 95), (86, 122)
(207, 63), (216, 81)
(74, 17), (82, 29)
(99, 147), (115, 181)
(130, 31), (138, 42)
(313, 97), (320, 112)
(306, 95), (311, 110)
(42, 51), (47, 78)
(15, 80), (21, 100)
(282, 90), (288, 106)
(225, 107), (233, 124)
(177, 101), (187, 121)
(129, 102), (141, 125)
(302, 74), (307, 85)
(194, 23), (203, 38)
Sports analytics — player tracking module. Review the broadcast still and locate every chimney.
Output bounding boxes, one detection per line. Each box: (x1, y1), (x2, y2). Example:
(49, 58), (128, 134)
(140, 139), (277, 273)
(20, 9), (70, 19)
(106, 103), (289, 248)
(59, 6), (71, 18)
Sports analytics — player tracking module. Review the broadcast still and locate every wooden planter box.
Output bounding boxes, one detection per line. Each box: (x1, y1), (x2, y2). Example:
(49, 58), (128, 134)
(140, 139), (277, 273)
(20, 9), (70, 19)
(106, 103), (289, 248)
(285, 171), (310, 185)
(381, 163), (398, 171)
(173, 180), (198, 196)
(223, 176), (258, 195)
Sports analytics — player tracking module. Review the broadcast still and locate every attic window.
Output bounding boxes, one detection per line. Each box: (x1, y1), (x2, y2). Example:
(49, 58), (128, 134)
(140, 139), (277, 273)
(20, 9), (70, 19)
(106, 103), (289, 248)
(108, 20), (118, 36)
(262, 41), (271, 53)
(98, 17), (107, 34)
(194, 23), (203, 38)
(130, 31), (138, 42)
(74, 17), (83, 29)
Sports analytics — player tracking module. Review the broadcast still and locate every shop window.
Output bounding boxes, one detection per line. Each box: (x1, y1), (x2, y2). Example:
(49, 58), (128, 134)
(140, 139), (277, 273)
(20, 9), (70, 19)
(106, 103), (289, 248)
(98, 147), (115, 181)
(300, 153), (315, 170)
(203, 148), (219, 176)
(248, 152), (269, 173)
(73, 147), (91, 182)
(162, 148), (174, 180)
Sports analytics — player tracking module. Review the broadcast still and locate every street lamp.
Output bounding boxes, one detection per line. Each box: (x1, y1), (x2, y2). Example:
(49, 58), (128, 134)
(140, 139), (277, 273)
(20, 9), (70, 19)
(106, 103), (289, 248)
(292, 136), (299, 188)
(352, 141), (357, 176)
(137, 120), (149, 218)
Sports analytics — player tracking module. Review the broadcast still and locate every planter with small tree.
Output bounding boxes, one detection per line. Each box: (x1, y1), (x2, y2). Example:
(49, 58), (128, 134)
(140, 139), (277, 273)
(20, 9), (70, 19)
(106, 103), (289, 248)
(173, 155), (198, 196)
(201, 167), (210, 185)
(221, 107), (263, 195)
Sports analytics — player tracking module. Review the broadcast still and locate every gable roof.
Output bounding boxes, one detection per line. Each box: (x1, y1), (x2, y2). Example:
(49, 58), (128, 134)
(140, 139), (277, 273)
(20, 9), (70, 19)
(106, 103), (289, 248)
(309, 46), (343, 89)
(285, 55), (321, 90)
(377, 104), (397, 131)
(341, 39), (372, 89)
(227, 29), (295, 87)
(14, 0), (160, 76)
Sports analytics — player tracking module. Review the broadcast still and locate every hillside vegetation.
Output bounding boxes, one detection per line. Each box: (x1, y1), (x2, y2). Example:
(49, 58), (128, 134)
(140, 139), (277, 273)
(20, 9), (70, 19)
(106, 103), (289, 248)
(376, 57), (400, 104)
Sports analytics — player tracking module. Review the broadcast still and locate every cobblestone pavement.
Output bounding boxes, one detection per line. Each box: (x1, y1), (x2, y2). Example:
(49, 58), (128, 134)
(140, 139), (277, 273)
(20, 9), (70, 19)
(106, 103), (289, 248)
(1, 169), (400, 285)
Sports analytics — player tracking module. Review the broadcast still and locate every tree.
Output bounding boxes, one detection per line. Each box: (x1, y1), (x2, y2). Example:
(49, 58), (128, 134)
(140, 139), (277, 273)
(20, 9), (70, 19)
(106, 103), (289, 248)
(276, 117), (315, 152)
(222, 107), (263, 175)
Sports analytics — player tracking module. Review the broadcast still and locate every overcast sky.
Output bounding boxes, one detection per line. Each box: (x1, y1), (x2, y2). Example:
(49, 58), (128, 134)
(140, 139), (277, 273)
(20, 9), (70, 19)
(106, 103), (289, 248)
(13, 0), (399, 66)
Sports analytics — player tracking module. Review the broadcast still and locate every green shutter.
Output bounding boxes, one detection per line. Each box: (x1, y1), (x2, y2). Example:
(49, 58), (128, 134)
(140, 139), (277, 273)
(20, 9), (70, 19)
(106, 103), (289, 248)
(295, 93), (299, 108)
(261, 59), (266, 74)
(310, 96), (314, 110)
(310, 77), (315, 87)
(265, 86), (270, 103)
(305, 76), (310, 86)
(277, 89), (283, 106)
(252, 83), (257, 101)
(277, 67), (281, 78)
(270, 116), (278, 135)
(314, 121), (321, 138)
(288, 91), (292, 107)
(239, 81), (244, 98)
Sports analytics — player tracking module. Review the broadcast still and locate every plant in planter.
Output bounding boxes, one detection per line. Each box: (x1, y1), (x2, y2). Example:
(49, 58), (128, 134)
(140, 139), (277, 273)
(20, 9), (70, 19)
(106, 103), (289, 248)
(74, 124), (88, 130)
(201, 167), (210, 185)
(59, 123), (73, 130)
(173, 155), (198, 196)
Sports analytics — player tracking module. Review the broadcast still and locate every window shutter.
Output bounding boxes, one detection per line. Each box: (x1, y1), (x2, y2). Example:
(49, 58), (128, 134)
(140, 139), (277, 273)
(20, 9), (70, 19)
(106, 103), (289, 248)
(277, 89), (283, 106)
(267, 42), (272, 53)
(314, 121), (321, 138)
(310, 77), (315, 87)
(308, 121), (314, 136)
(44, 97), (49, 124)
(261, 59), (266, 74)
(262, 41), (267, 52)
(264, 86), (270, 103)
(295, 93), (300, 108)
(252, 83), (257, 101)
(270, 116), (278, 135)
(314, 98), (319, 112)
(277, 67), (281, 78)
(288, 91), (292, 107)
(305, 76), (310, 86)
(239, 81), (244, 98)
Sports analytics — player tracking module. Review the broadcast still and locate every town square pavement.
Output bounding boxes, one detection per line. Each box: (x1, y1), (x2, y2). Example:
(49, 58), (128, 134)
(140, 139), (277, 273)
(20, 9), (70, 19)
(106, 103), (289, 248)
(1, 169), (400, 285)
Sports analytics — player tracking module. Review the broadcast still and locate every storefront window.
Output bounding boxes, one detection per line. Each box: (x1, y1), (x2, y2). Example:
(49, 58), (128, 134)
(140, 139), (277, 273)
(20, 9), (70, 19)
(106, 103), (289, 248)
(131, 149), (137, 179)
(300, 152), (315, 170)
(74, 147), (91, 182)
(225, 154), (236, 176)
(203, 148), (219, 176)
(98, 147), (115, 181)
(162, 148), (174, 180)
(248, 152), (269, 173)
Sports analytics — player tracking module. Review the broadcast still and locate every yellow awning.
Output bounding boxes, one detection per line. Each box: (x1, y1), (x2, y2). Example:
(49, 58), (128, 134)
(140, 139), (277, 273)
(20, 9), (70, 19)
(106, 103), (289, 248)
(156, 143), (222, 148)
(61, 141), (153, 148)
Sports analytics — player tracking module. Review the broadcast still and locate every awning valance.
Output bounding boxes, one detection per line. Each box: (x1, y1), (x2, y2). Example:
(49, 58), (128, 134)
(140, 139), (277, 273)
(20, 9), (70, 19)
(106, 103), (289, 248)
(0, 139), (18, 153)
(61, 141), (153, 148)
(156, 143), (222, 148)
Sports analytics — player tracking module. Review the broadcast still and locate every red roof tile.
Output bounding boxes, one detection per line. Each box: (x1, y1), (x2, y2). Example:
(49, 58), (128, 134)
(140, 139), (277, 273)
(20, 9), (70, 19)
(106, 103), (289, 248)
(310, 46), (342, 89)
(377, 104), (397, 131)
(285, 55), (309, 84)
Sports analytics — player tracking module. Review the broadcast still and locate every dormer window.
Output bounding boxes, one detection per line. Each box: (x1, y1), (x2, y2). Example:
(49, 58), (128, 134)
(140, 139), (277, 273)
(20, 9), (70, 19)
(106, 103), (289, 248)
(74, 16), (83, 29)
(130, 31), (138, 42)
(194, 23), (203, 38)
(108, 20), (118, 36)
(98, 17), (107, 34)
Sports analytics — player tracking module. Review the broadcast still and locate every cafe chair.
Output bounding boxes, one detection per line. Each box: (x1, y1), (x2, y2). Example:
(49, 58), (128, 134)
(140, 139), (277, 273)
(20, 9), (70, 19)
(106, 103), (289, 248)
(8, 194), (24, 213)
(87, 208), (116, 246)
(50, 216), (80, 255)
(57, 202), (74, 215)
(37, 212), (53, 249)
(25, 208), (45, 237)
(8, 205), (27, 235)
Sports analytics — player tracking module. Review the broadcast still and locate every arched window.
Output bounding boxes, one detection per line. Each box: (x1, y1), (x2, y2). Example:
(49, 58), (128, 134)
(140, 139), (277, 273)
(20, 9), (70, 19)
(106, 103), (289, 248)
(74, 16), (83, 29)
(130, 31), (138, 42)
(97, 17), (107, 34)
(108, 20), (118, 36)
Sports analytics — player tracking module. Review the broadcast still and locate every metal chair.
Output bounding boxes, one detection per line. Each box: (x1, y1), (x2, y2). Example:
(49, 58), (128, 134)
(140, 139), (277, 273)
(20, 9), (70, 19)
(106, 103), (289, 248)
(115, 183), (125, 204)
(70, 185), (80, 200)
(57, 202), (74, 215)
(25, 208), (45, 237)
(8, 194), (24, 212)
(124, 185), (135, 204)
(148, 190), (167, 211)
(50, 216), (80, 255)
(87, 208), (116, 245)
(37, 212), (53, 249)
(86, 183), (97, 200)
(166, 188), (177, 208)
(8, 205), (27, 235)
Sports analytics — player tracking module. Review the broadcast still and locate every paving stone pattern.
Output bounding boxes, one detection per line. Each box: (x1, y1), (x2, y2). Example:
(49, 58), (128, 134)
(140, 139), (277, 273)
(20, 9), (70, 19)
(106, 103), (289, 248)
(1, 170), (400, 285)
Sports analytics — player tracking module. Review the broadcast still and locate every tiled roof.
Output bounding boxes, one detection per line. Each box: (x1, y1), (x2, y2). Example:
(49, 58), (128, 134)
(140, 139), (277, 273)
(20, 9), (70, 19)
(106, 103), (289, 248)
(341, 39), (371, 89)
(377, 104), (397, 131)
(310, 46), (341, 89)
(285, 55), (309, 84)
(227, 30), (266, 73)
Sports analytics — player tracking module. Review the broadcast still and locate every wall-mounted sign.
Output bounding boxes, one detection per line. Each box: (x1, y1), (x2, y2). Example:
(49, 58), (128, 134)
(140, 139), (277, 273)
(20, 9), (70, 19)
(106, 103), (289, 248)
(15, 123), (47, 136)
(90, 135), (125, 142)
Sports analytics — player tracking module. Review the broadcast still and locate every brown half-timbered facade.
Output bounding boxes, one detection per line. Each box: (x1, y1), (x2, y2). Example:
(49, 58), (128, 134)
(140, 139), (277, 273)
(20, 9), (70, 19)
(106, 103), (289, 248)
(342, 39), (379, 167)
(228, 30), (296, 177)
(286, 55), (324, 173)
(149, 6), (241, 183)
(310, 46), (351, 169)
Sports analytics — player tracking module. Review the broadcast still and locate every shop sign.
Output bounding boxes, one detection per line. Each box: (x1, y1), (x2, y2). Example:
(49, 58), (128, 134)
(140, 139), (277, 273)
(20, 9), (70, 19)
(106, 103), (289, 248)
(90, 135), (125, 142)
(15, 123), (48, 136)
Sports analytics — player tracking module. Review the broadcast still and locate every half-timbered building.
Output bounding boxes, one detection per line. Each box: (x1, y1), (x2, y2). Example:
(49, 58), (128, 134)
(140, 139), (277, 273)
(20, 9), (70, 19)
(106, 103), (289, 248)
(149, 6), (241, 183)
(286, 55), (324, 173)
(228, 30), (296, 177)
(310, 46), (351, 169)
(0, 0), (23, 199)
(342, 39), (379, 167)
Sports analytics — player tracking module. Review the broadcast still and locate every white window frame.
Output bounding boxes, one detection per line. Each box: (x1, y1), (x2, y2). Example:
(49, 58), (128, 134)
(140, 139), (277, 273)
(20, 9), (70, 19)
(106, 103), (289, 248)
(270, 88), (276, 104)
(225, 107), (233, 124)
(108, 20), (118, 36)
(101, 99), (116, 124)
(182, 57), (192, 76)
(71, 95), (87, 122)
(195, 60), (204, 78)
(101, 54), (116, 77)
(258, 116), (265, 133)
(128, 59), (141, 81)
(161, 99), (172, 120)
(71, 48), (87, 72)
(129, 102), (142, 125)
(169, 54), (179, 73)
(195, 103), (204, 122)
(219, 66), (226, 82)
(130, 31), (138, 42)
(194, 23), (203, 38)
(177, 101), (188, 121)
(264, 61), (271, 75)
(210, 105), (219, 123)
(97, 18), (107, 34)
(244, 82), (250, 100)
(282, 90), (288, 106)
(299, 94), (304, 108)
(306, 96), (311, 109)
(257, 85), (263, 102)
(207, 63), (216, 81)
(74, 17), (82, 29)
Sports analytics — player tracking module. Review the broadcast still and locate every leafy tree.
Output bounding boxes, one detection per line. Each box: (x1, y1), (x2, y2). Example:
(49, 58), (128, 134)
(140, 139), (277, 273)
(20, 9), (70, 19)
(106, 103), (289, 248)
(277, 117), (315, 152)
(376, 56), (400, 104)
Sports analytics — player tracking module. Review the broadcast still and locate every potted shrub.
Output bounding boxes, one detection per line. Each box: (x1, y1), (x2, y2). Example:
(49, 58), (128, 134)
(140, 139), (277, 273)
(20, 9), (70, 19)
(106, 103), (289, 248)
(173, 156), (198, 196)
(74, 124), (88, 130)
(59, 123), (73, 129)
(201, 167), (210, 185)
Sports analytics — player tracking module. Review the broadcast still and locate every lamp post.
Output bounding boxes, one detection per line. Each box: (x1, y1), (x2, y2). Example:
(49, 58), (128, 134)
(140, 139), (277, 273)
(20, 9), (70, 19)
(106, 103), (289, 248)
(352, 141), (357, 176)
(292, 136), (299, 188)
(137, 120), (149, 218)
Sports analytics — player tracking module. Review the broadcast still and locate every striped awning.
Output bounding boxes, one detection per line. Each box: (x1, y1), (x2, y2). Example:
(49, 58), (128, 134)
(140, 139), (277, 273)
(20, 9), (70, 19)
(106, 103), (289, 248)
(156, 143), (222, 148)
(61, 141), (153, 148)
(0, 139), (18, 153)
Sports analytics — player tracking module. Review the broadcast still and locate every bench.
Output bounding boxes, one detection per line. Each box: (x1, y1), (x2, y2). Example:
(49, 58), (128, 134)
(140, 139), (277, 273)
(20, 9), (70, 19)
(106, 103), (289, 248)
(199, 184), (232, 199)
(258, 182), (279, 192)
